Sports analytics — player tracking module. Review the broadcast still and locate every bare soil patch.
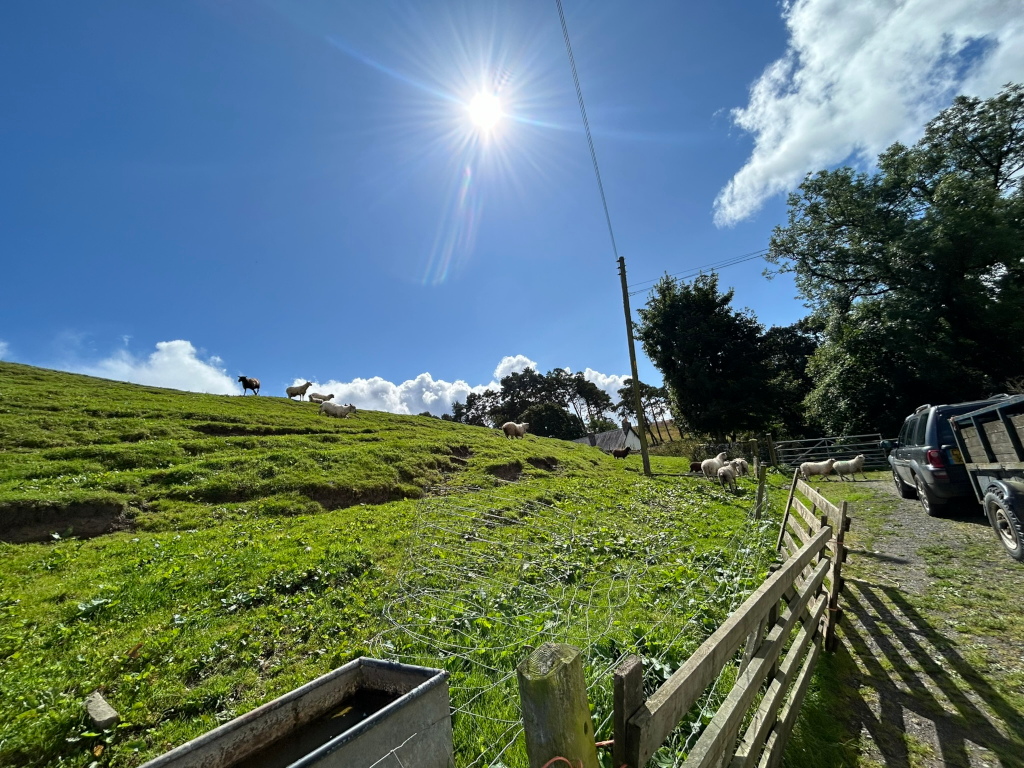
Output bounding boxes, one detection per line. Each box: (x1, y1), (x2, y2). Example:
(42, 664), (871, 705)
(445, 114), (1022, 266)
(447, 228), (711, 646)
(0, 499), (133, 543)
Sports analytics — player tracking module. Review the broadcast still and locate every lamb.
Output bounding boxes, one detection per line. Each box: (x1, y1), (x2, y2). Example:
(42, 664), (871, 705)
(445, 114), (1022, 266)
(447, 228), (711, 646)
(730, 458), (749, 477)
(612, 447), (631, 459)
(701, 451), (730, 480)
(799, 458), (836, 481)
(689, 461), (702, 473)
(308, 393), (334, 405)
(286, 381), (313, 401)
(717, 464), (738, 491)
(833, 454), (868, 481)
(319, 401), (356, 418)
(238, 376), (260, 396)
(501, 422), (529, 439)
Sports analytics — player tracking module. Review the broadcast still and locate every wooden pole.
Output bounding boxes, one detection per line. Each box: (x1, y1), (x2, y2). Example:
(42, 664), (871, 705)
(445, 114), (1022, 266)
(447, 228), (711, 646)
(754, 463), (767, 520)
(617, 257), (652, 477)
(775, 469), (801, 553)
(517, 643), (600, 768)
(766, 433), (779, 467)
(613, 656), (644, 768)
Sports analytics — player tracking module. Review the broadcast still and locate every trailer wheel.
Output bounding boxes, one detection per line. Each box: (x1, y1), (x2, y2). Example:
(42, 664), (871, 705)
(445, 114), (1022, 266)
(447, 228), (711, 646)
(892, 468), (915, 499)
(984, 491), (1024, 562)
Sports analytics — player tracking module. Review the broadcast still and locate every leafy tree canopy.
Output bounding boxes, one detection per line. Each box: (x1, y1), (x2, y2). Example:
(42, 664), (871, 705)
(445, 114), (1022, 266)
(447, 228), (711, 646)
(636, 272), (776, 441)
(769, 83), (1024, 433)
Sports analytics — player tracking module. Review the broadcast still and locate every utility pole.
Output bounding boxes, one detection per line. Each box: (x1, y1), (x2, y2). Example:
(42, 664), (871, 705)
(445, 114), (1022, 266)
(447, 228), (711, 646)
(617, 256), (652, 477)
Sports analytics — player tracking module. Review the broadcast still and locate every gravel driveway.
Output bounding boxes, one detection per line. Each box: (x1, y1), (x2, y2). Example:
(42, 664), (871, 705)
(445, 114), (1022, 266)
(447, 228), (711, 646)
(825, 475), (1024, 768)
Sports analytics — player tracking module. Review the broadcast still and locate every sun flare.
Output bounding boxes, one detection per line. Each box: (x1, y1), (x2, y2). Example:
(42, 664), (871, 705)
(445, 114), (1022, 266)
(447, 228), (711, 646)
(467, 92), (503, 131)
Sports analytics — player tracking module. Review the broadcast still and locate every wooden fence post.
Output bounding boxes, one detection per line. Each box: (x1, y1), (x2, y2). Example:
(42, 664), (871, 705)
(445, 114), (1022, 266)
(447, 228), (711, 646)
(754, 464), (767, 520)
(517, 643), (599, 768)
(766, 434), (779, 467)
(613, 656), (643, 768)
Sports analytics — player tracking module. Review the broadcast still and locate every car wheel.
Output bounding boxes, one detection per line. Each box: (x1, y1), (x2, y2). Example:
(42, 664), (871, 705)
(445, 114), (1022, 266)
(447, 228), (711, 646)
(983, 491), (1024, 562)
(914, 474), (941, 516)
(892, 468), (915, 499)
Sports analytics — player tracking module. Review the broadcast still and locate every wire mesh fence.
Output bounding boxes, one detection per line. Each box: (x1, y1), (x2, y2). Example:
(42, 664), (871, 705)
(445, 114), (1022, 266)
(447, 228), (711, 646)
(369, 476), (779, 767)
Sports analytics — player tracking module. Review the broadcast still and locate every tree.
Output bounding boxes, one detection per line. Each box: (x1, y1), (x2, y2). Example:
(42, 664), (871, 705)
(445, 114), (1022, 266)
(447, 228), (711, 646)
(520, 402), (586, 440)
(636, 273), (774, 441)
(761, 320), (820, 438)
(769, 83), (1024, 433)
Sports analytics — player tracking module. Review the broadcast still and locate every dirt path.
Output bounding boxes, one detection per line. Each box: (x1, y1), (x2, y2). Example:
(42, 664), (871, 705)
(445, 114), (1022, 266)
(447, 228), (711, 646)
(830, 477), (1024, 768)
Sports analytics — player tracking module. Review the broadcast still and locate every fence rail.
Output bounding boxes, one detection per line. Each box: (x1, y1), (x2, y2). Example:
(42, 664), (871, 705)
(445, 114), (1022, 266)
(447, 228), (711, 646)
(774, 433), (890, 470)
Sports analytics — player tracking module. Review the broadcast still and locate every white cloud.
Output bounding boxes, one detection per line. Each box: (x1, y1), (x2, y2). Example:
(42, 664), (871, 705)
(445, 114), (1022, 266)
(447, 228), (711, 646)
(304, 373), (489, 416)
(714, 0), (1024, 226)
(493, 355), (538, 380)
(305, 357), (632, 416)
(582, 368), (629, 402)
(0, 340), (9, 360)
(76, 340), (240, 395)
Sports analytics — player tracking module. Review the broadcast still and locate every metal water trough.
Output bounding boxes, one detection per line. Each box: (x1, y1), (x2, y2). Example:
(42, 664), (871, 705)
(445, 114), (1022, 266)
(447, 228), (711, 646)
(141, 658), (453, 768)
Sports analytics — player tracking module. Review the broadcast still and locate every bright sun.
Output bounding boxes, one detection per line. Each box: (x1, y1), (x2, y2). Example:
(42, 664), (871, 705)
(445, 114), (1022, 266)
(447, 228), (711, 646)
(467, 92), (503, 131)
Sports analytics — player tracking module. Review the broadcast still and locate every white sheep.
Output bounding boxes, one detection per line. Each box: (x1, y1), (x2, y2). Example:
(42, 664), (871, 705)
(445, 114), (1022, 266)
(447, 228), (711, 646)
(701, 451), (730, 480)
(717, 464), (738, 491)
(308, 393), (334, 405)
(799, 458), (836, 481)
(730, 458), (749, 477)
(286, 381), (313, 400)
(501, 422), (530, 439)
(833, 454), (868, 481)
(320, 402), (356, 418)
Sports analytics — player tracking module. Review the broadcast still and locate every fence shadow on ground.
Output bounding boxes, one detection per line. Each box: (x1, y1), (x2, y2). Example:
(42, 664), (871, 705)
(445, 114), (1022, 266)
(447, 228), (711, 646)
(835, 577), (1024, 768)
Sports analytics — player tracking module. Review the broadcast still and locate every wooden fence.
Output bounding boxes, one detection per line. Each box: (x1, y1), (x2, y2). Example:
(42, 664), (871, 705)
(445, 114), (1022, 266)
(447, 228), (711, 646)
(774, 433), (889, 470)
(516, 474), (850, 768)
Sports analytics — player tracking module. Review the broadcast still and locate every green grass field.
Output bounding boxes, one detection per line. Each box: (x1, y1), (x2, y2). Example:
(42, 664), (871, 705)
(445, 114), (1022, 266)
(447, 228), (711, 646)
(0, 362), (783, 767)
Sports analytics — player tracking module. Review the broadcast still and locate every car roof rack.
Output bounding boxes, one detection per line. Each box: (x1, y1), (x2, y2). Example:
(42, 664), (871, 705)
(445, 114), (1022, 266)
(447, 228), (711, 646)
(914, 404), (931, 414)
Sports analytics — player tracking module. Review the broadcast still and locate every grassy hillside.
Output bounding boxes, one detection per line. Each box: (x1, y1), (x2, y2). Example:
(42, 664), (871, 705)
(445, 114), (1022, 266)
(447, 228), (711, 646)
(0, 362), (781, 767)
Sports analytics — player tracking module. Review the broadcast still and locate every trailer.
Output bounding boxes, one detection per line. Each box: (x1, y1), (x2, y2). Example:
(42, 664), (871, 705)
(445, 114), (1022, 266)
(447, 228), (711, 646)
(949, 394), (1024, 562)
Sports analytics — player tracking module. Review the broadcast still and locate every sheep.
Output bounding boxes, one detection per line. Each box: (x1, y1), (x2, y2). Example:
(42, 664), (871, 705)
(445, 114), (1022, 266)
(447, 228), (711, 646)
(799, 458), (836, 481)
(833, 454), (868, 481)
(701, 451), (730, 480)
(717, 464), (738, 491)
(238, 376), (260, 396)
(319, 401), (356, 418)
(730, 458), (749, 477)
(501, 422), (529, 439)
(689, 461), (702, 473)
(286, 381), (313, 401)
(308, 393), (334, 405)
(612, 447), (631, 459)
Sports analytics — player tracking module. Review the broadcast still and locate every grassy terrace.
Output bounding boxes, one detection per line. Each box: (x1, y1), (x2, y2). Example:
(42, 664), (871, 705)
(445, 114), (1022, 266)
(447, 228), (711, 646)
(0, 362), (782, 767)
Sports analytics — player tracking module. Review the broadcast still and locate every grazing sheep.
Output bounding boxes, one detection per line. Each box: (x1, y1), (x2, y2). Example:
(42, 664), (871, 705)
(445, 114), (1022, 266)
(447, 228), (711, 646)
(319, 401), (356, 418)
(308, 393), (334, 405)
(701, 451), (730, 480)
(717, 464), (738, 491)
(612, 447), (631, 459)
(833, 454), (868, 481)
(689, 461), (702, 473)
(286, 381), (313, 401)
(501, 422), (530, 439)
(238, 376), (260, 396)
(730, 458), (749, 477)
(799, 458), (836, 481)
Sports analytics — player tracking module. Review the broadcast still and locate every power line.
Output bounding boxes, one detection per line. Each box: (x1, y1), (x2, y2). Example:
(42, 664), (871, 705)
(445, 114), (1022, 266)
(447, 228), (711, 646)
(627, 248), (770, 296)
(554, 0), (619, 262)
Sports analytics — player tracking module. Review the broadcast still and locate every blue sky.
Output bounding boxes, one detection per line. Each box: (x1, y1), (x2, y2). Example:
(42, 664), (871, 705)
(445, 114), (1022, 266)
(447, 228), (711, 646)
(2, 1), (1022, 414)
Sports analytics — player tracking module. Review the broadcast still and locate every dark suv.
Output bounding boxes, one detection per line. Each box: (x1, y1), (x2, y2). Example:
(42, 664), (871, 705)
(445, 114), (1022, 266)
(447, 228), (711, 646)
(882, 397), (1009, 515)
